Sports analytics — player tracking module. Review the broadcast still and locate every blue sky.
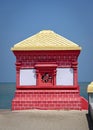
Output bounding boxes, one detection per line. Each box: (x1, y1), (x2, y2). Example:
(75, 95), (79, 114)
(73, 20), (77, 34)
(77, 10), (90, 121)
(0, 0), (93, 82)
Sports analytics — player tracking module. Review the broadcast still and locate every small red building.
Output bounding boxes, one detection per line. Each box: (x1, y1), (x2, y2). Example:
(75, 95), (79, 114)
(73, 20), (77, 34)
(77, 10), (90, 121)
(11, 30), (88, 110)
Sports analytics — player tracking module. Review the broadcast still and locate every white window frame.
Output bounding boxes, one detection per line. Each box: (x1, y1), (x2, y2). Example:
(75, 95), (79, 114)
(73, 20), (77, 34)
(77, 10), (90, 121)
(56, 68), (73, 86)
(20, 69), (36, 86)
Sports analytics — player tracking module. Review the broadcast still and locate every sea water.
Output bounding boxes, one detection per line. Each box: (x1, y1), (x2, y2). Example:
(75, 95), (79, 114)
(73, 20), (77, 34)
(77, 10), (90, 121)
(0, 82), (89, 109)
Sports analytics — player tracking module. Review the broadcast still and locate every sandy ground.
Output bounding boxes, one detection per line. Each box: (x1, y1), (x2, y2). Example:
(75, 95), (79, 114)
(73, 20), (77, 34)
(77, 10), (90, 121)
(0, 110), (92, 130)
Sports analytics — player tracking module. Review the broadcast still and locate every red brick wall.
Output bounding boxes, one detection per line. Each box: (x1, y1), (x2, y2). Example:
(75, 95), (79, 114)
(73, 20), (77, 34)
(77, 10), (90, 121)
(12, 90), (82, 110)
(11, 50), (86, 111)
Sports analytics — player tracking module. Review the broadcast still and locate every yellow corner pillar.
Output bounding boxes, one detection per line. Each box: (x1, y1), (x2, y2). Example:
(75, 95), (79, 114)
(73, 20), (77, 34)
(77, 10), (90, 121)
(87, 82), (93, 103)
(87, 82), (93, 93)
(87, 82), (93, 119)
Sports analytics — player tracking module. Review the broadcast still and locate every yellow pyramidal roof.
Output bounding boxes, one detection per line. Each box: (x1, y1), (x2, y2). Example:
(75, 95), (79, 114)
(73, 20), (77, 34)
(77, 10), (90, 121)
(11, 30), (81, 51)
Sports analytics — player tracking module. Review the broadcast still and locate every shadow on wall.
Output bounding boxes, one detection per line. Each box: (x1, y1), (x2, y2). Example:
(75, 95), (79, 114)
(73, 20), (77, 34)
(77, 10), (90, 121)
(86, 113), (93, 130)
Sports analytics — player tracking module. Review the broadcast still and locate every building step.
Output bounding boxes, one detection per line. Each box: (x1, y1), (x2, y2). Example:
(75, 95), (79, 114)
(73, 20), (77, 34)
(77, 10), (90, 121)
(12, 89), (82, 110)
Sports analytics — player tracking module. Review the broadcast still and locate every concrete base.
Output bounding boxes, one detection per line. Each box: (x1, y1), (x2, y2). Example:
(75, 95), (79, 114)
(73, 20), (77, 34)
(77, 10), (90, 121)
(0, 110), (89, 130)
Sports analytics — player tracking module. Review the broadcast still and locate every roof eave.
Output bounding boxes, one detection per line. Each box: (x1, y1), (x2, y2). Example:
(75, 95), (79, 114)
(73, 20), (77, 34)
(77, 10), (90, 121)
(11, 47), (82, 51)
